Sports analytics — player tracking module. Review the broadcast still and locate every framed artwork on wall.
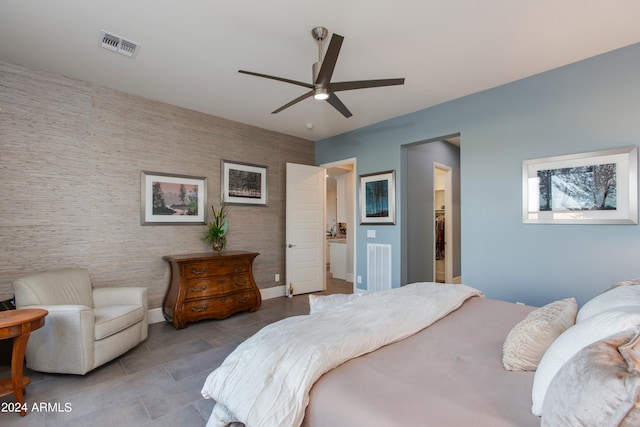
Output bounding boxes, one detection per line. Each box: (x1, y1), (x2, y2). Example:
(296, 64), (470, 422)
(522, 147), (638, 224)
(360, 170), (396, 225)
(221, 160), (268, 206)
(140, 171), (207, 225)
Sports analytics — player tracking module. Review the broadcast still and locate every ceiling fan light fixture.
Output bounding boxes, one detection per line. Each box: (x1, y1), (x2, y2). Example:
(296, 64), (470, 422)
(313, 87), (329, 100)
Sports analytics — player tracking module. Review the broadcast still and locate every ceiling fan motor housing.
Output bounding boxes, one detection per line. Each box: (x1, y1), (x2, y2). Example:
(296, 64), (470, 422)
(311, 26), (328, 42)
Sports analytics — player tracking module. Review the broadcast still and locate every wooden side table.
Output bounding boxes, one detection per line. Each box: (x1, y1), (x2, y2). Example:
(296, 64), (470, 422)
(0, 308), (48, 416)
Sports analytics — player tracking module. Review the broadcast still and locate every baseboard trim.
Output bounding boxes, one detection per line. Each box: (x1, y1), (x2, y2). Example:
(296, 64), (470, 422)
(147, 307), (164, 324)
(261, 285), (286, 300)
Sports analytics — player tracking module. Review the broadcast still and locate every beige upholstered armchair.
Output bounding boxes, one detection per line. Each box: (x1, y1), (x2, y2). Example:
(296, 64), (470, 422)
(12, 269), (148, 375)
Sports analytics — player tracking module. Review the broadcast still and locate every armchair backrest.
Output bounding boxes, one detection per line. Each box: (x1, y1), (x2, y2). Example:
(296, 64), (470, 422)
(13, 268), (94, 307)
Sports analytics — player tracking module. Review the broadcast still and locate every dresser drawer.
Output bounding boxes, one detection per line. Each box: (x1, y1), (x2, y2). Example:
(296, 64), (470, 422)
(183, 290), (259, 321)
(185, 274), (252, 298)
(183, 259), (251, 279)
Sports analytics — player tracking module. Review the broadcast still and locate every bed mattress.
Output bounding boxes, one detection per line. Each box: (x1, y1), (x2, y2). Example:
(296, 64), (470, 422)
(302, 297), (540, 427)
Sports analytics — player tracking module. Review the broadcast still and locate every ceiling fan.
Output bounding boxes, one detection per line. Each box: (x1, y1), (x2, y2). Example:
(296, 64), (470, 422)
(239, 27), (405, 118)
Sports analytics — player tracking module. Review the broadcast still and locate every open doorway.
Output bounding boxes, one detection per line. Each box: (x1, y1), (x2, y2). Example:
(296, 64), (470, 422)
(402, 136), (461, 285)
(322, 158), (356, 293)
(434, 163), (453, 283)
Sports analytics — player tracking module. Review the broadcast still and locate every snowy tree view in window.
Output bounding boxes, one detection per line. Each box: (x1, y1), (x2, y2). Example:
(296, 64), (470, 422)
(537, 163), (616, 211)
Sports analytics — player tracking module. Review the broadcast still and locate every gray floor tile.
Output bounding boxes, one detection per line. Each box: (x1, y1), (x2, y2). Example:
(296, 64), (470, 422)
(143, 403), (207, 427)
(48, 397), (151, 427)
(120, 337), (213, 374)
(162, 342), (237, 382)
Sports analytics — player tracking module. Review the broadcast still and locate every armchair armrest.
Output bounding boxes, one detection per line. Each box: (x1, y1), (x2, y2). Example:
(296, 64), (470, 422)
(93, 287), (148, 309)
(20, 304), (95, 375)
(93, 287), (149, 340)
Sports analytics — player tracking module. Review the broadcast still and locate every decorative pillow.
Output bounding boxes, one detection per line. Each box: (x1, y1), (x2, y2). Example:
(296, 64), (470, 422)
(502, 298), (577, 371)
(606, 278), (640, 292)
(308, 293), (361, 314)
(531, 306), (640, 416)
(576, 284), (640, 323)
(541, 330), (640, 427)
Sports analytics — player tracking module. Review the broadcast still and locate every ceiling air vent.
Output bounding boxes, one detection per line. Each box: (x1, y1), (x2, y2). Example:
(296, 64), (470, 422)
(98, 30), (140, 58)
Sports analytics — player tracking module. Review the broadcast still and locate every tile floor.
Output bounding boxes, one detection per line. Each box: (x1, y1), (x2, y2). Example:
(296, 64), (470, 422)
(0, 277), (353, 426)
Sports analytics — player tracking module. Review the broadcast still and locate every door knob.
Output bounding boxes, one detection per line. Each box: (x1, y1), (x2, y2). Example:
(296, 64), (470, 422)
(288, 243), (296, 248)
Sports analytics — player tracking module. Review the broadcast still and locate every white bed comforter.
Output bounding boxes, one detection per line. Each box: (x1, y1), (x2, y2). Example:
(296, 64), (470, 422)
(201, 282), (483, 427)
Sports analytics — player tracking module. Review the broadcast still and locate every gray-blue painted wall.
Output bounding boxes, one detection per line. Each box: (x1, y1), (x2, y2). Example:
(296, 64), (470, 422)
(315, 42), (640, 307)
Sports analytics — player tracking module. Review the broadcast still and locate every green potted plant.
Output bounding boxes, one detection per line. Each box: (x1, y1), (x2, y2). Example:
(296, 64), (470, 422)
(203, 202), (228, 252)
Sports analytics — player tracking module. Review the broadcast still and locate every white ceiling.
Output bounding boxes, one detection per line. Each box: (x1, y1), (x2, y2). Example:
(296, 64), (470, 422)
(1, 1), (639, 141)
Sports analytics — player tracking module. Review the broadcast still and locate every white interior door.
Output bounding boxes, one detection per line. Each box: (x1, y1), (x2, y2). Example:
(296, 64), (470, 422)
(286, 163), (325, 294)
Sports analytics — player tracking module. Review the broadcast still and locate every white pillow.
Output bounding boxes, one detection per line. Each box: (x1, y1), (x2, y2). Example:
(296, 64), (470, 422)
(502, 298), (577, 371)
(576, 284), (640, 323)
(531, 306), (640, 416)
(308, 293), (361, 314)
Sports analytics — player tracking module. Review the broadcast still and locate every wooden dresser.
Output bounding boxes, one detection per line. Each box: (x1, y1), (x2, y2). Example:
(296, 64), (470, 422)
(162, 251), (261, 329)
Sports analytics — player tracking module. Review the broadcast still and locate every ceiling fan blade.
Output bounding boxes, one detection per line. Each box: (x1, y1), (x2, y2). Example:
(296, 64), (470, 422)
(315, 33), (344, 86)
(326, 93), (352, 118)
(239, 70), (313, 89)
(271, 90), (314, 114)
(330, 78), (405, 92)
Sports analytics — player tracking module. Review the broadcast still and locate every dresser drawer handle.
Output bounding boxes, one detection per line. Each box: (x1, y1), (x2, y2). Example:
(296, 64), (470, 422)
(237, 297), (250, 304)
(233, 264), (247, 272)
(235, 279), (247, 286)
(190, 304), (208, 312)
(190, 268), (207, 275)
(190, 285), (207, 293)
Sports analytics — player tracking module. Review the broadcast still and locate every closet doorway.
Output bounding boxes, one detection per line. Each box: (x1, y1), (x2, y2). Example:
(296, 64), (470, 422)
(434, 164), (453, 283)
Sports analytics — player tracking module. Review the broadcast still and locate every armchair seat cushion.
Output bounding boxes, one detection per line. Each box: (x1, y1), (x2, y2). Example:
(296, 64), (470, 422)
(94, 305), (145, 340)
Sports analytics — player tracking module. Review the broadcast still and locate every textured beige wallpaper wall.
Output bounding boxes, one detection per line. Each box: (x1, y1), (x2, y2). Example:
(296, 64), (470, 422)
(0, 61), (314, 309)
